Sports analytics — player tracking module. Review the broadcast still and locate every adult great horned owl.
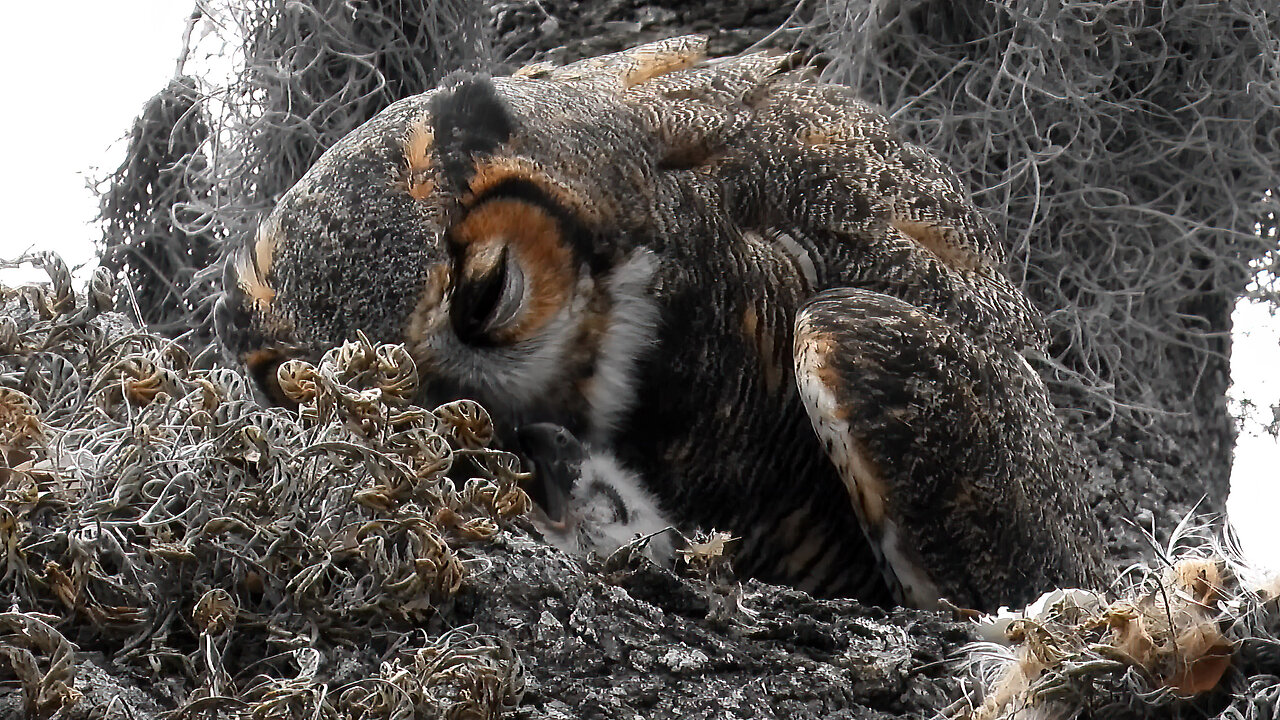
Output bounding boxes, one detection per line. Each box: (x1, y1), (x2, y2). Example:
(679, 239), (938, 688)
(217, 36), (1105, 610)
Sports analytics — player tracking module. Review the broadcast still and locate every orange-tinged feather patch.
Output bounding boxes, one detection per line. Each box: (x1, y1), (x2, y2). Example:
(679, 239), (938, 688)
(404, 123), (434, 172)
(254, 222), (279, 279)
(463, 239), (507, 281)
(403, 123), (436, 200)
(621, 46), (703, 88)
(892, 219), (978, 271)
(512, 61), (555, 79)
(742, 304), (758, 339)
(804, 334), (845, 420)
(407, 264), (452, 354)
(742, 304), (785, 393)
(408, 176), (436, 200)
(451, 198), (573, 343)
(235, 222), (280, 310)
(466, 158), (607, 225)
(802, 127), (850, 146)
(797, 328), (889, 528)
(235, 255), (275, 308)
(846, 437), (888, 528)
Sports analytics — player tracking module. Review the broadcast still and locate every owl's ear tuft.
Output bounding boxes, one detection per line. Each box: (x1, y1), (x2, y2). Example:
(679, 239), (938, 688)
(429, 74), (514, 191)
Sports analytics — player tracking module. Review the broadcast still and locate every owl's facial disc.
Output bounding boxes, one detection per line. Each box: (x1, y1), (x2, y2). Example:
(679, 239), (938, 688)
(447, 195), (573, 346)
(406, 186), (591, 426)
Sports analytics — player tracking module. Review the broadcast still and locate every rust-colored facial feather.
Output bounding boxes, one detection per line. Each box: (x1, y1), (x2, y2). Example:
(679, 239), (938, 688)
(402, 122), (436, 200)
(467, 157), (612, 227)
(219, 218), (297, 375)
(234, 221), (281, 313)
(449, 197), (574, 343)
(242, 347), (295, 408)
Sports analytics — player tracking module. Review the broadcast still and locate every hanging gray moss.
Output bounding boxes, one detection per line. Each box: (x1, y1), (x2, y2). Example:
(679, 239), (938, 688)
(218, 0), (491, 214)
(97, 76), (218, 341)
(808, 0), (1280, 506)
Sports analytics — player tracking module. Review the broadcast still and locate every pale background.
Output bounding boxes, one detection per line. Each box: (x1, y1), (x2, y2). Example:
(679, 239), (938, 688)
(2, 2), (1275, 570)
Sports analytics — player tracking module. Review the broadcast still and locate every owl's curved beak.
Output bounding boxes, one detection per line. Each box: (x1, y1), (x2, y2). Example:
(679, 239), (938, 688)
(514, 423), (585, 530)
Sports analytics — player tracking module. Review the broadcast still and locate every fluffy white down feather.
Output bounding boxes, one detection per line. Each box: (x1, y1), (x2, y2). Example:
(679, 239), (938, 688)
(534, 450), (678, 565)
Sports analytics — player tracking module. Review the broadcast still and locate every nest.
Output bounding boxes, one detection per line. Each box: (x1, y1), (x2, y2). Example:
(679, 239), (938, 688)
(5, 251), (1280, 717)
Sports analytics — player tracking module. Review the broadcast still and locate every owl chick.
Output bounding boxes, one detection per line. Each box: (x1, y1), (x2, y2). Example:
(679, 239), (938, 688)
(516, 422), (677, 565)
(217, 36), (1105, 610)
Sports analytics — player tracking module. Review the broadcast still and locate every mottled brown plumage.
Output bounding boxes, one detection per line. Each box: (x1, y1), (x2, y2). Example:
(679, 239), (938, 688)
(216, 36), (1105, 610)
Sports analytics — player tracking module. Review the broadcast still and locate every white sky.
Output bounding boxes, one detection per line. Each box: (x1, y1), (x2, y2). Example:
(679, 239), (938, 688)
(2, 2), (1277, 571)
(1227, 300), (1280, 569)
(0, 2), (198, 282)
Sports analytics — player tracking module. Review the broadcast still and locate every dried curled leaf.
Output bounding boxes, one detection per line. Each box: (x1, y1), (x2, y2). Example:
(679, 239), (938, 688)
(0, 611), (81, 716)
(190, 376), (222, 415)
(276, 358), (318, 404)
(337, 629), (525, 718)
(435, 399), (494, 450)
(85, 265), (117, 316)
(195, 588), (237, 635)
(461, 475), (532, 520)
(328, 333), (376, 378)
(0, 315), (19, 353)
(97, 354), (183, 407)
(355, 518), (465, 602)
(0, 254), (546, 714)
(455, 517), (501, 541)
(373, 342), (418, 404)
(0, 386), (43, 451)
(678, 530), (737, 575)
(388, 427), (453, 479)
(27, 251), (75, 314)
(18, 285), (54, 320)
(958, 554), (1246, 720)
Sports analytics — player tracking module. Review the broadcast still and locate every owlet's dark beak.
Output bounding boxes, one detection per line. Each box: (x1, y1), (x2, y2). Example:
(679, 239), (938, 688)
(515, 423), (586, 528)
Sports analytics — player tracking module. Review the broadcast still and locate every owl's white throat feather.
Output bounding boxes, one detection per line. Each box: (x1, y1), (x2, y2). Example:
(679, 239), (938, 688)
(585, 249), (660, 443)
(417, 302), (579, 409)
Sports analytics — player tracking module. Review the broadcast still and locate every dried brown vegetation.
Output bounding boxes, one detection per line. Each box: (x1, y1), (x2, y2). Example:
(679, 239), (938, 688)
(1, 254), (530, 717)
(3, 259), (1279, 716)
(953, 521), (1280, 720)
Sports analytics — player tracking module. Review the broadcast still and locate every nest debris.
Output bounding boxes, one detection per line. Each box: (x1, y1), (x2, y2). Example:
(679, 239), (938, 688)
(953, 519), (1280, 720)
(4, 252), (1280, 718)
